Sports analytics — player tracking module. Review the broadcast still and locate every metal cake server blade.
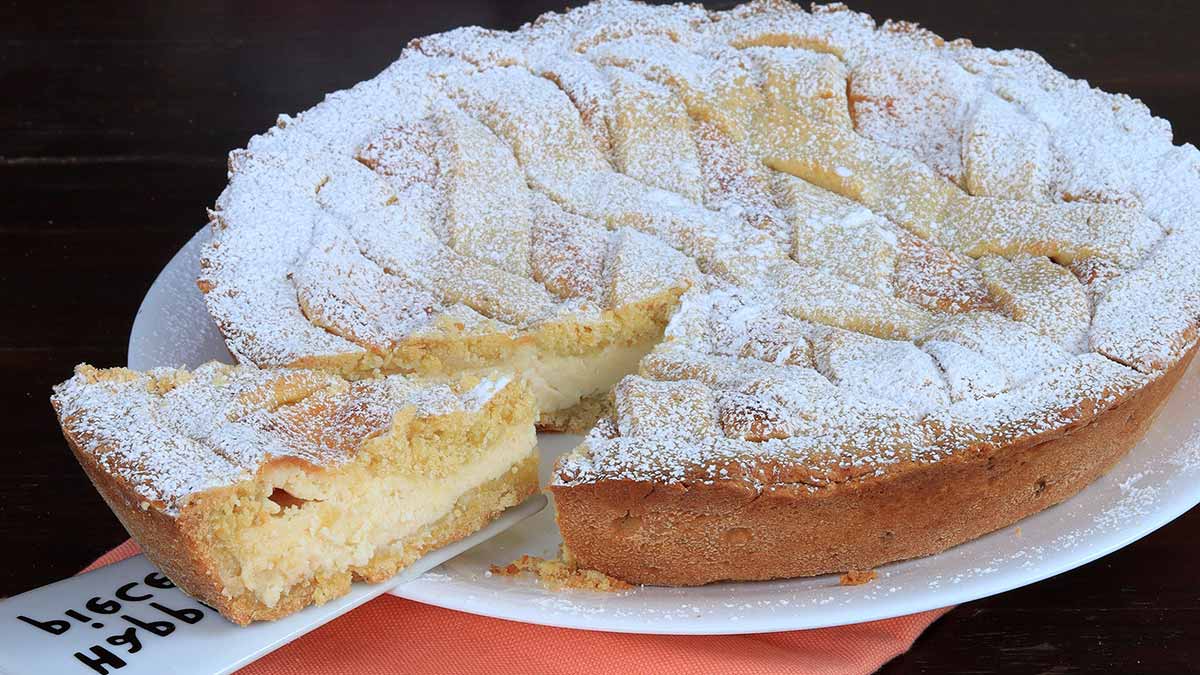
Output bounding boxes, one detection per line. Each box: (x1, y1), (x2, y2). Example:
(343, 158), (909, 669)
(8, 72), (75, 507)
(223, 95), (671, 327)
(0, 493), (547, 675)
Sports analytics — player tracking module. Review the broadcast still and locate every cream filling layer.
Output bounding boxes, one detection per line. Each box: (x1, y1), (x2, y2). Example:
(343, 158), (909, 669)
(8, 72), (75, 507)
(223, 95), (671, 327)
(228, 424), (537, 607)
(472, 340), (653, 415)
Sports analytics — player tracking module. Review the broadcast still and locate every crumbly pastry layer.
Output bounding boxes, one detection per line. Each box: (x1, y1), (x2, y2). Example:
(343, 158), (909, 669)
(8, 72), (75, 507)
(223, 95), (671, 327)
(199, 0), (1200, 584)
(52, 363), (539, 623)
(490, 552), (633, 592)
(537, 391), (615, 434)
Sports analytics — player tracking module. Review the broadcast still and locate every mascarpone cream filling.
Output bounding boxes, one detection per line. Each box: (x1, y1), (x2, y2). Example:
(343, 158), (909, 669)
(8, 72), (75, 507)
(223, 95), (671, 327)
(226, 423), (537, 607)
(466, 340), (655, 415)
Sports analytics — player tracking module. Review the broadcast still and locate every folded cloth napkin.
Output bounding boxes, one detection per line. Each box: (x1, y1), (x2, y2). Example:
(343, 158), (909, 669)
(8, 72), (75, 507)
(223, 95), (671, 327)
(84, 540), (948, 675)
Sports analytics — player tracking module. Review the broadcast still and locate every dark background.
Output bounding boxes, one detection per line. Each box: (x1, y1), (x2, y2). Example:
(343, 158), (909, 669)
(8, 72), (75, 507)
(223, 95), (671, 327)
(3, 1), (1198, 671)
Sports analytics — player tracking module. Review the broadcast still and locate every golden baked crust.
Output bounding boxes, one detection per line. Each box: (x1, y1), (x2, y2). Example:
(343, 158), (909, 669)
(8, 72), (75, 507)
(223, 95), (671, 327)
(552, 346), (1194, 585)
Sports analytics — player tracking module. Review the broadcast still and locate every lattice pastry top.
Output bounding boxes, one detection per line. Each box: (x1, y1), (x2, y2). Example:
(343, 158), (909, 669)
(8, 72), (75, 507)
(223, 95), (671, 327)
(197, 0), (1200, 486)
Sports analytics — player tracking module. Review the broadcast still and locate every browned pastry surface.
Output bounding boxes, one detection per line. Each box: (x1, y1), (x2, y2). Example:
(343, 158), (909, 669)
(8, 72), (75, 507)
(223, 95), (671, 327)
(552, 346), (1195, 585)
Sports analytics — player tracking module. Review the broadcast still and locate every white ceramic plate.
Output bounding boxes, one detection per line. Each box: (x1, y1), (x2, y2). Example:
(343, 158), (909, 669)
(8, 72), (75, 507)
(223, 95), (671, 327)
(129, 226), (1200, 634)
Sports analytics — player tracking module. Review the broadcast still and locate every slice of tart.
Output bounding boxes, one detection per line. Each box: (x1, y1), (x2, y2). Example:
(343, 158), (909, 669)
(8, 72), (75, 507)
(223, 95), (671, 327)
(51, 362), (538, 624)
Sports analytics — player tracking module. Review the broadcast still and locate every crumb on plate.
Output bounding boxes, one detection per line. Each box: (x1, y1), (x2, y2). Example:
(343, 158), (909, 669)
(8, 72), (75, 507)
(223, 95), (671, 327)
(839, 569), (878, 586)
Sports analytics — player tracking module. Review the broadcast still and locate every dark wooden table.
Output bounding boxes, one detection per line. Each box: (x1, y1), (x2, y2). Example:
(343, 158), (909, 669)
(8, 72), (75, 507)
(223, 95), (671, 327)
(3, 1), (1197, 671)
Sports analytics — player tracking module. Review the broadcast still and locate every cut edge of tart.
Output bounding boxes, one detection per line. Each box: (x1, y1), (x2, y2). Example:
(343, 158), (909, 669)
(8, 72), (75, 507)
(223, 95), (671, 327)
(52, 362), (538, 624)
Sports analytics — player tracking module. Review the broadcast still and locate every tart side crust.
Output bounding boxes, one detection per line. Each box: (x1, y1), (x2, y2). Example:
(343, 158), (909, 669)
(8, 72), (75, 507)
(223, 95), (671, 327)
(551, 345), (1196, 586)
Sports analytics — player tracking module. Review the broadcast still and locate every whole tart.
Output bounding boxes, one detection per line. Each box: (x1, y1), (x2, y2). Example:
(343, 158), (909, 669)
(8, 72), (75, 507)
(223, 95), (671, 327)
(199, 0), (1200, 585)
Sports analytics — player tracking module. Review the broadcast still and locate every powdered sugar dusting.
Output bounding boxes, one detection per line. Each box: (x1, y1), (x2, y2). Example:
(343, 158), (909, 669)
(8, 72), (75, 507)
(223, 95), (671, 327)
(52, 363), (515, 514)
(197, 0), (1197, 494)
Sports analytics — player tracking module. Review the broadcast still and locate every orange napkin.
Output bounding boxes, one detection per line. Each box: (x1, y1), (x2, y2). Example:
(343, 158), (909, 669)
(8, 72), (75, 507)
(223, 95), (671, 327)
(84, 540), (948, 675)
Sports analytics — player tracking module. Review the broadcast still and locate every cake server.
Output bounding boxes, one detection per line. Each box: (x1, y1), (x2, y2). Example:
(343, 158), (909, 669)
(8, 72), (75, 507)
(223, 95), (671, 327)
(0, 493), (546, 675)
